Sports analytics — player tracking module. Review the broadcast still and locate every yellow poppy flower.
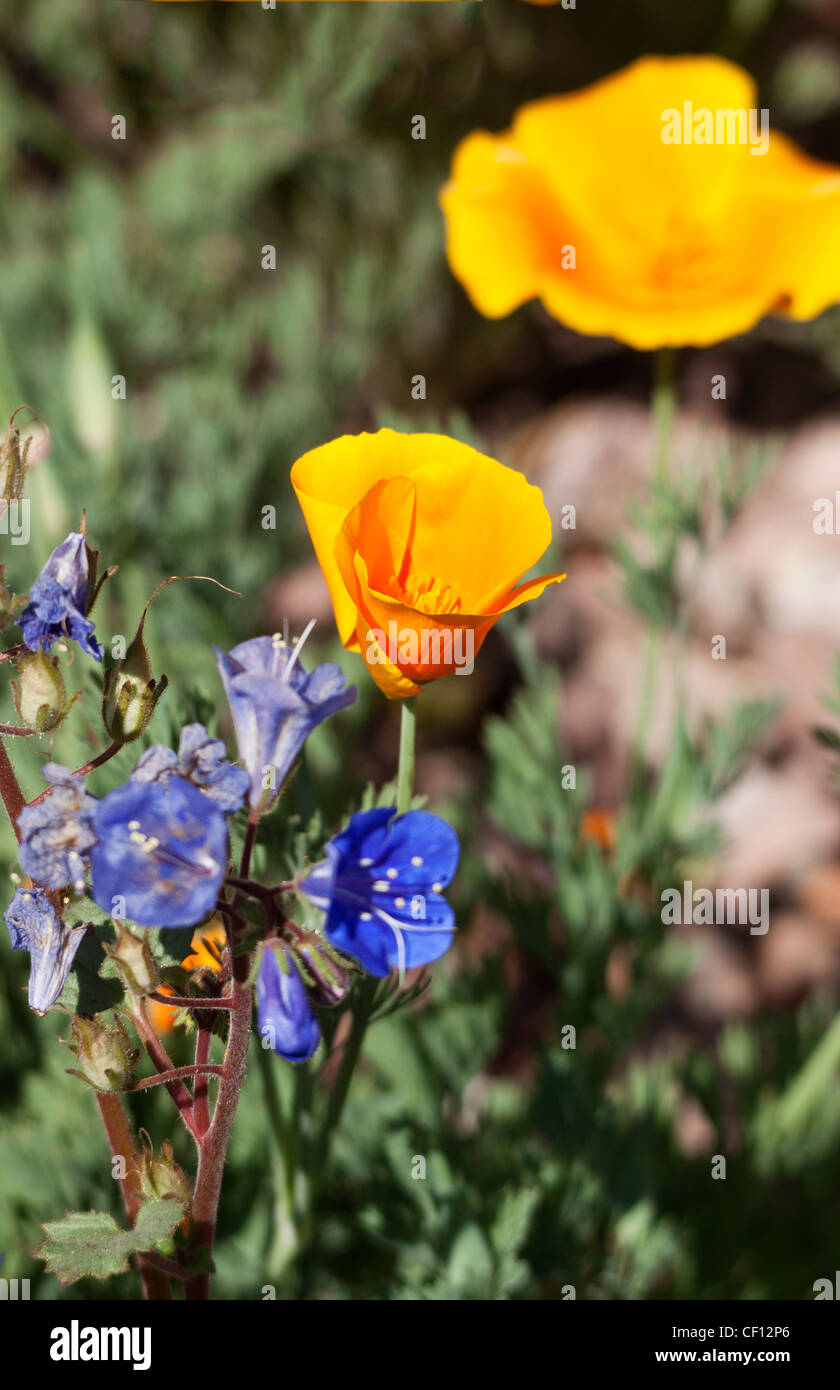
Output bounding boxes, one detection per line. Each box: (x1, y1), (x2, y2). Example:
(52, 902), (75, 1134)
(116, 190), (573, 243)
(291, 429), (564, 698)
(440, 55), (840, 350)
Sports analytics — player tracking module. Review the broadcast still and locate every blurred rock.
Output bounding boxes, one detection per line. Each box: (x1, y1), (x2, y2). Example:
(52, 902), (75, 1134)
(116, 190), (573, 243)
(757, 910), (840, 1007)
(261, 559), (334, 631)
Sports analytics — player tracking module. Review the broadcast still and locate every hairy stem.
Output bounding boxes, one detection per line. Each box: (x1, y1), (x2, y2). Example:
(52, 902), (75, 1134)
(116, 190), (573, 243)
(193, 1028), (213, 1138)
(125, 1063), (224, 1092)
(0, 738), (25, 839)
(184, 970), (253, 1299)
(131, 1000), (200, 1138)
(95, 1092), (170, 1301)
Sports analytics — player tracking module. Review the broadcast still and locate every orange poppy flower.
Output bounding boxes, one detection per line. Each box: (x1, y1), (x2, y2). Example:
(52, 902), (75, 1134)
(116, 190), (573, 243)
(146, 920), (226, 1036)
(440, 55), (840, 350)
(291, 429), (564, 698)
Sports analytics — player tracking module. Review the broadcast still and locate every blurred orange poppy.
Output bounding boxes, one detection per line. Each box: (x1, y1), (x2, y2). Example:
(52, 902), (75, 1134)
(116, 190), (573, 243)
(580, 808), (616, 853)
(146, 920), (226, 1036)
(291, 429), (564, 698)
(440, 55), (840, 349)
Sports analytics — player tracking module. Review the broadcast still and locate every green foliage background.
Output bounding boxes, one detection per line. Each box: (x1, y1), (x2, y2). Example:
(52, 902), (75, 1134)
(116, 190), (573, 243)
(2, 0), (840, 1299)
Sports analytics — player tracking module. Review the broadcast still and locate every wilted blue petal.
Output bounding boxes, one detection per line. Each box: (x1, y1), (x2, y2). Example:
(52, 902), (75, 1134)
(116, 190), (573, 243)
(17, 763), (98, 890)
(131, 723), (248, 814)
(19, 532), (103, 661)
(4, 887), (87, 1016)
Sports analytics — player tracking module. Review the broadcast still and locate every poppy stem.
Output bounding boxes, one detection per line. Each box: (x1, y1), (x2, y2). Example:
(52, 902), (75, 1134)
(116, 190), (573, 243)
(652, 346), (677, 486)
(396, 697), (417, 815)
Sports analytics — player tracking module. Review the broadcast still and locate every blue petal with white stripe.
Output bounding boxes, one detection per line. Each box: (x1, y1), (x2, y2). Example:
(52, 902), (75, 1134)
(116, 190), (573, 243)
(299, 806), (459, 978)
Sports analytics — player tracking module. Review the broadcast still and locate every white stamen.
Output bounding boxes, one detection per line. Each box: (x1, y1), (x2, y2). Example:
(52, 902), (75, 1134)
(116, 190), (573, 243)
(411, 856), (423, 867)
(283, 617), (317, 682)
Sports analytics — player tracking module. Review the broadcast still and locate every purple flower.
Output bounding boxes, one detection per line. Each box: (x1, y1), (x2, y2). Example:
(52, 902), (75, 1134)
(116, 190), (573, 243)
(256, 940), (320, 1062)
(131, 722), (249, 814)
(17, 763), (98, 891)
(90, 777), (229, 928)
(215, 629), (356, 813)
(19, 532), (103, 661)
(299, 807), (459, 978)
(5, 887), (87, 1016)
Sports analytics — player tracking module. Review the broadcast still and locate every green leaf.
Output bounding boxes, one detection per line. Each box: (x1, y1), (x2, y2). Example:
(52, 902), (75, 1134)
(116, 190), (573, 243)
(35, 1196), (184, 1286)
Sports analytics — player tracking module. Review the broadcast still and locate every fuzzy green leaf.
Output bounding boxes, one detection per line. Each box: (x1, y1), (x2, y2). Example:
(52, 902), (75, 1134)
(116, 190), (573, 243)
(35, 1196), (184, 1286)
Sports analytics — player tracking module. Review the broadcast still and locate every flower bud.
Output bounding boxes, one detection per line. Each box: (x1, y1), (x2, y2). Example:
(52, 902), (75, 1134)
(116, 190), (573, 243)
(67, 1013), (139, 1092)
(102, 921), (159, 998)
(138, 1139), (191, 1214)
(11, 650), (75, 732)
(102, 616), (168, 744)
(296, 936), (351, 1007)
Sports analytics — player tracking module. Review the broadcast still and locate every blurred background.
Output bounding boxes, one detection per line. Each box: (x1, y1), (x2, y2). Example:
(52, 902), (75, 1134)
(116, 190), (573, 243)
(2, 0), (840, 1299)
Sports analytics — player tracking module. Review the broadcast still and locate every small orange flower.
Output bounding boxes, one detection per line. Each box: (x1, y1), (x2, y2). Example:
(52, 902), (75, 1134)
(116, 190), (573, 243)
(146, 920), (226, 1036)
(440, 55), (840, 349)
(291, 429), (564, 698)
(580, 808), (616, 853)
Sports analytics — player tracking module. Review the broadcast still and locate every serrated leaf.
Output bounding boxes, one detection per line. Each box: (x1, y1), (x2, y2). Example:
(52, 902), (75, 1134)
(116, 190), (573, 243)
(35, 1196), (185, 1285)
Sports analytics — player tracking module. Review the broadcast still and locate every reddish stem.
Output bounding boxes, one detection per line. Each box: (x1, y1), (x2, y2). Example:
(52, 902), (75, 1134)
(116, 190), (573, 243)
(194, 1029), (213, 1139)
(0, 738), (25, 840)
(96, 1092), (171, 1301)
(148, 992), (233, 1011)
(131, 1001), (200, 1139)
(27, 741), (123, 805)
(126, 1063), (224, 1092)
(184, 970), (252, 1299)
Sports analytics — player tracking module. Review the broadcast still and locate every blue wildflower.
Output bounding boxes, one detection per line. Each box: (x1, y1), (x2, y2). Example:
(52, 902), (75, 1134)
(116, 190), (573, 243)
(131, 722), (249, 814)
(17, 763), (98, 891)
(215, 627), (356, 814)
(19, 532), (103, 661)
(5, 887), (87, 1016)
(299, 807), (459, 977)
(256, 940), (321, 1062)
(90, 777), (229, 928)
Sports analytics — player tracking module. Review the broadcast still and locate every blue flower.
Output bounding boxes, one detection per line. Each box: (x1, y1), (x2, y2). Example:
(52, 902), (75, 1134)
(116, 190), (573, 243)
(215, 629), (356, 813)
(256, 941), (321, 1062)
(17, 763), (98, 891)
(90, 777), (229, 928)
(19, 532), (103, 661)
(299, 807), (459, 977)
(5, 887), (87, 1016)
(131, 722), (249, 814)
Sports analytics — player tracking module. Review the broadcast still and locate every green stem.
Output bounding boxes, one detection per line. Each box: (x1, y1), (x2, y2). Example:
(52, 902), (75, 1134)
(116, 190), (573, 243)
(630, 350), (678, 806)
(653, 346), (676, 487)
(314, 976), (378, 1176)
(396, 697), (417, 815)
